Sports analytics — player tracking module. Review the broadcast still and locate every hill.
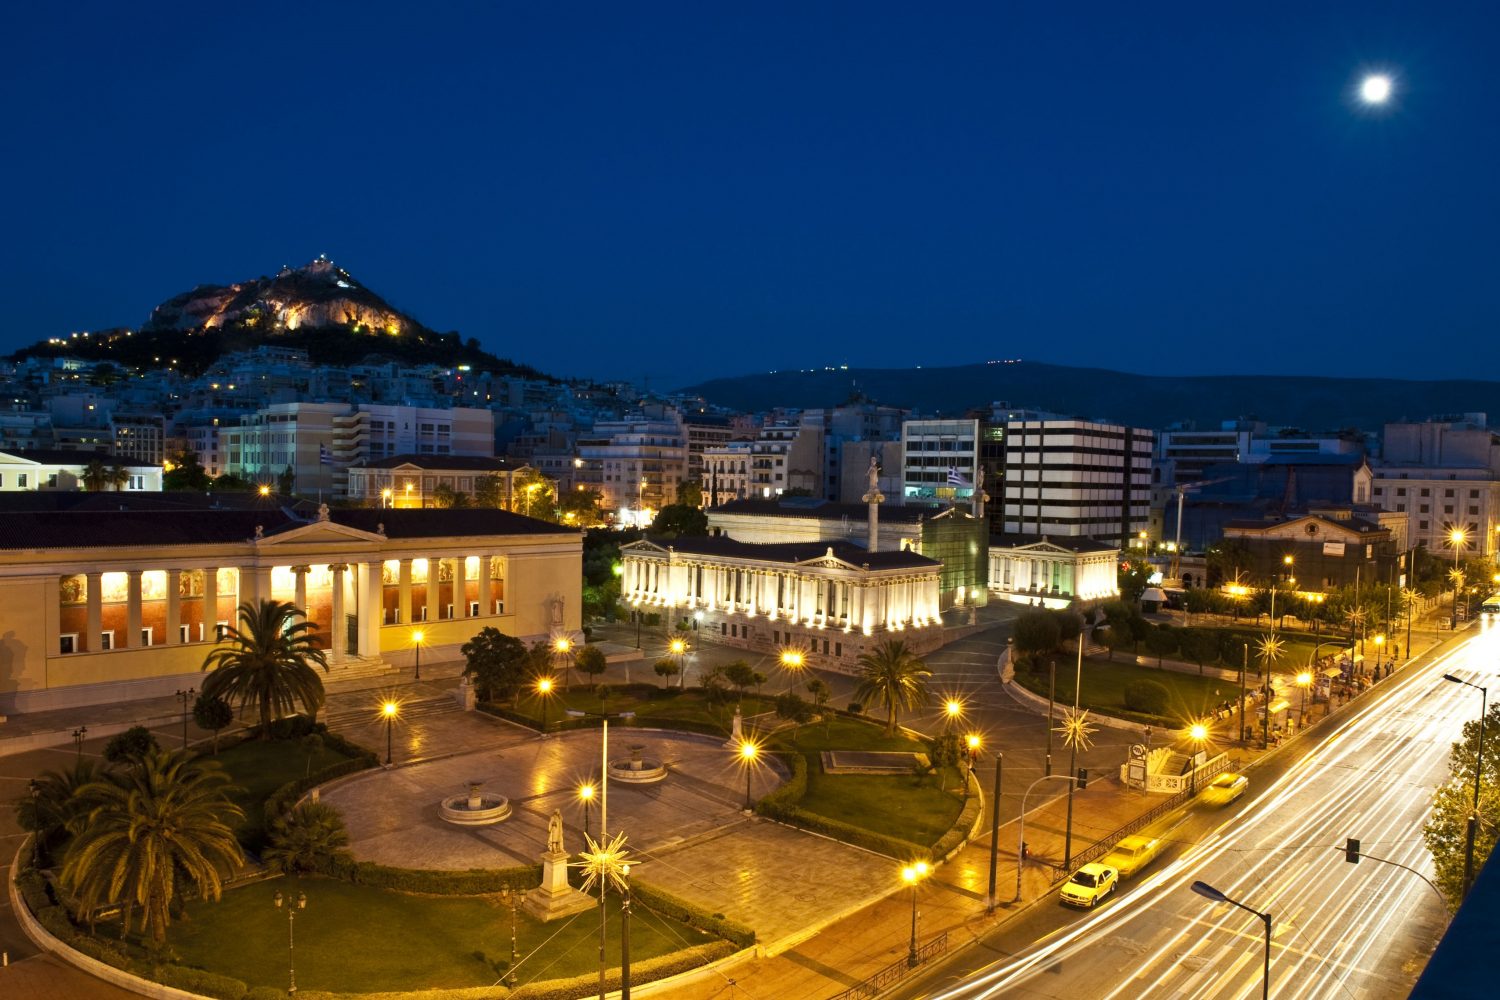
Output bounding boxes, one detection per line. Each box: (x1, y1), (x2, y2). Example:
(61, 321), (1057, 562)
(13, 257), (549, 378)
(683, 361), (1500, 430)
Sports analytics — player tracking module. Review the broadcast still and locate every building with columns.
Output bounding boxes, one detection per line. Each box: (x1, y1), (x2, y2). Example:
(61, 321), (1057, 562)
(618, 536), (943, 673)
(987, 534), (1120, 609)
(0, 494), (580, 715)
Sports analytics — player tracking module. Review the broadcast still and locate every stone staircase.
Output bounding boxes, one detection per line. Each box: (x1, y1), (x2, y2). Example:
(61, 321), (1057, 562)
(325, 655), (396, 685)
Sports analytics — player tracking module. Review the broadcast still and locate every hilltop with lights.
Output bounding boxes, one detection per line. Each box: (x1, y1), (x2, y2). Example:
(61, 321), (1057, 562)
(13, 256), (544, 378)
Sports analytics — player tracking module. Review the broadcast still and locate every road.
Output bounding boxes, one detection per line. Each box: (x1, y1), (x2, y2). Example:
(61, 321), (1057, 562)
(893, 622), (1482, 1000)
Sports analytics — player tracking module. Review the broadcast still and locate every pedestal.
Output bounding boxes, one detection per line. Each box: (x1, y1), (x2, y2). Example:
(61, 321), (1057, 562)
(723, 707), (744, 749)
(522, 851), (594, 922)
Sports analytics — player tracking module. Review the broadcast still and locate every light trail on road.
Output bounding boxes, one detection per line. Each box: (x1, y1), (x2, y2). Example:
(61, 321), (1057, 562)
(921, 623), (1489, 1000)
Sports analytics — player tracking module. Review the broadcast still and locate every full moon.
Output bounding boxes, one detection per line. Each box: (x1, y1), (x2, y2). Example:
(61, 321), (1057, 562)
(1360, 73), (1393, 104)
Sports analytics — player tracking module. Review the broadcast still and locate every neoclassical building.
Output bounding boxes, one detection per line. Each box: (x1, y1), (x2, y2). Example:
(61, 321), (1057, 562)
(0, 494), (581, 715)
(987, 534), (1120, 609)
(619, 536), (943, 672)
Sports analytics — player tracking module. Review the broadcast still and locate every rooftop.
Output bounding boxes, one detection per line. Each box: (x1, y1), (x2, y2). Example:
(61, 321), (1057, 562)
(640, 535), (939, 570)
(712, 497), (929, 524)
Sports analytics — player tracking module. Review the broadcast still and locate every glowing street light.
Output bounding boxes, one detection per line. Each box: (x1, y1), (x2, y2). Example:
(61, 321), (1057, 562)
(1450, 528), (1469, 629)
(1190, 881), (1272, 1000)
(578, 781), (596, 840)
(381, 486), (393, 508)
(553, 636), (574, 690)
(964, 733), (982, 794)
(1359, 73), (1393, 105)
(943, 698), (964, 730)
(258, 484), (271, 497)
(1296, 670), (1314, 727)
(536, 676), (556, 734)
(738, 739), (759, 811)
(781, 647), (804, 694)
(1186, 721), (1209, 795)
(381, 700), (399, 765)
(902, 861), (931, 968)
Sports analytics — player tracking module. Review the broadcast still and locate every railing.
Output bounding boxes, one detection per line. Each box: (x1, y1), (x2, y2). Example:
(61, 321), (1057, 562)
(826, 931), (949, 1000)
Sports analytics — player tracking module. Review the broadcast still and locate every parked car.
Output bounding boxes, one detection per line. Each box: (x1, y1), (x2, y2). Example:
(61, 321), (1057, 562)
(1201, 772), (1249, 806)
(1101, 835), (1163, 878)
(1059, 862), (1118, 908)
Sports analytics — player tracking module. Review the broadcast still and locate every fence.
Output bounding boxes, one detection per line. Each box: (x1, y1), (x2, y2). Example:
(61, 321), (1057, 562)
(826, 931), (949, 1000)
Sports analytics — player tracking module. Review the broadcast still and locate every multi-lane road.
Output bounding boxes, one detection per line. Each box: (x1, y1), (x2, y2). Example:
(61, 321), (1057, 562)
(897, 620), (1487, 1000)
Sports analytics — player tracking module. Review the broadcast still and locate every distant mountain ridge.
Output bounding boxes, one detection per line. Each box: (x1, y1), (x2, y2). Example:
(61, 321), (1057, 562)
(13, 257), (547, 379)
(683, 361), (1500, 431)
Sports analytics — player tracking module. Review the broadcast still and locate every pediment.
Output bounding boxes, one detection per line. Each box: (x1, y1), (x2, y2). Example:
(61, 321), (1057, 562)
(258, 521), (387, 546)
(620, 539), (670, 555)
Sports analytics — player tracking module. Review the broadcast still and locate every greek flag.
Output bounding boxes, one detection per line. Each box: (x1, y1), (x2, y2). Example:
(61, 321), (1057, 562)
(946, 466), (971, 488)
(319, 444), (334, 467)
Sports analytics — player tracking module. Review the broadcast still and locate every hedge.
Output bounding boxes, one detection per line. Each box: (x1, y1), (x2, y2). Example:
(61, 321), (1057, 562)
(753, 752), (807, 814)
(315, 854), (542, 895)
(148, 963), (251, 1000)
(477, 701), (737, 741)
(508, 940), (735, 1000)
(630, 881), (756, 948)
(264, 754), (378, 822)
(928, 781), (985, 861)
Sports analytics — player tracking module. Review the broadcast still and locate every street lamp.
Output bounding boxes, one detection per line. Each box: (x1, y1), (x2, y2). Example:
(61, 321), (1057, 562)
(1442, 673), (1487, 899)
(272, 889), (307, 997)
(943, 698), (964, 731)
(902, 861), (931, 968)
(780, 647), (805, 695)
(72, 725), (87, 761)
(670, 637), (689, 690)
(964, 734), (981, 796)
(536, 676), (555, 735)
(553, 636), (574, 691)
(1450, 528), (1468, 629)
(1373, 634), (1385, 677)
(411, 629), (425, 681)
(258, 484), (271, 497)
(738, 739), (759, 811)
(175, 687), (196, 748)
(1186, 722), (1208, 795)
(579, 781), (596, 840)
(1190, 881), (1271, 1000)
(381, 487), (392, 508)
(1359, 73), (1393, 105)
(381, 700), (398, 765)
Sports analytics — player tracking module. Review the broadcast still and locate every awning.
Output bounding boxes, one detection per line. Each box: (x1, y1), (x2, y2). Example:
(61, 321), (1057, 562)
(1142, 587), (1167, 602)
(1268, 699), (1291, 714)
(1321, 666), (1343, 678)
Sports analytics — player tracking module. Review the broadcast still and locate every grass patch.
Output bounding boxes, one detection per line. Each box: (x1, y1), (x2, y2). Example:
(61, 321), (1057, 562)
(800, 766), (965, 847)
(1016, 657), (1237, 727)
(166, 877), (719, 993)
(213, 739), (359, 851)
(506, 684), (780, 735)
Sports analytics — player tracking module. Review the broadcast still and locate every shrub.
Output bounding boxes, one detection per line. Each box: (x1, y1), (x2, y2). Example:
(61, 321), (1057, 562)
(630, 882), (756, 947)
(1143, 626), (1179, 666)
(103, 725), (158, 764)
(1123, 679), (1170, 714)
(315, 853), (542, 894)
(929, 783), (985, 861)
(265, 801), (351, 874)
(193, 694), (235, 753)
(148, 964), (249, 1000)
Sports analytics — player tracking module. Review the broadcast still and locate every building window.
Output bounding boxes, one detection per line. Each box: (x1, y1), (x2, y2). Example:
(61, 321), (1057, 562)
(140, 628), (153, 646)
(1395, 487), (1406, 497)
(1419, 520), (1429, 530)
(1420, 504), (1429, 513)
(1445, 489), (1455, 497)
(100, 630), (115, 651)
(59, 633), (78, 654)
(1420, 488), (1430, 497)
(17, 474), (26, 488)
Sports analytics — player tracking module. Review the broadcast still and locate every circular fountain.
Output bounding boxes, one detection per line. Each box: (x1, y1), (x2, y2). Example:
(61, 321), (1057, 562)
(609, 743), (668, 784)
(439, 780), (512, 826)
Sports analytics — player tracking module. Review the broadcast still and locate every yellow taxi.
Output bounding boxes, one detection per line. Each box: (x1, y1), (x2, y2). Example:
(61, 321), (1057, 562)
(1101, 835), (1163, 878)
(1201, 772), (1249, 806)
(1059, 862), (1118, 908)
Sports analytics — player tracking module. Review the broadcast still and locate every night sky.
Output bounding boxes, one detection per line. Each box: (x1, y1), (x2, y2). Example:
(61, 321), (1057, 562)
(3, 2), (1497, 389)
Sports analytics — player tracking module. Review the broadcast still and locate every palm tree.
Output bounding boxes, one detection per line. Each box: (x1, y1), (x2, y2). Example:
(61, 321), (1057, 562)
(60, 747), (244, 943)
(15, 759), (108, 867)
(854, 640), (932, 736)
(80, 457), (109, 492)
(109, 464), (130, 491)
(263, 802), (350, 875)
(202, 600), (329, 738)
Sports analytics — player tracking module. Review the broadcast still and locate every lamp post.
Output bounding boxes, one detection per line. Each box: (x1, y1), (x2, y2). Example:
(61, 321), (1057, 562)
(412, 629), (424, 681)
(902, 861), (930, 968)
(620, 863), (633, 1000)
(381, 701), (398, 766)
(381, 487), (392, 509)
(670, 637), (689, 689)
(1373, 634), (1384, 678)
(28, 779), (41, 868)
(781, 648), (805, 696)
(739, 739), (758, 811)
(175, 687), (195, 748)
(72, 726), (87, 761)
(943, 698), (964, 732)
(1186, 722), (1208, 795)
(579, 781), (596, 840)
(272, 889), (307, 997)
(985, 752), (1003, 913)
(1450, 528), (1468, 629)
(1190, 881), (1271, 1000)
(964, 734), (981, 799)
(1014, 773), (1081, 902)
(536, 677), (555, 735)
(1442, 673), (1487, 899)
(553, 636), (574, 691)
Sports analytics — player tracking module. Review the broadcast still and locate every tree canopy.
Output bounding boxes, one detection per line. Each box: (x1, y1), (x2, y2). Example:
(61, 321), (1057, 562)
(201, 600), (329, 737)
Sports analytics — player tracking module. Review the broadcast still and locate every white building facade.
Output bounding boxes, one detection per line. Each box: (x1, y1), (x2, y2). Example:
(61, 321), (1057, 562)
(987, 535), (1120, 609)
(1001, 418), (1153, 547)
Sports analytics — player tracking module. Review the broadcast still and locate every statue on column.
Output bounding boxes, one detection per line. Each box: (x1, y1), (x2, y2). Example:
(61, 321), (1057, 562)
(547, 809), (565, 854)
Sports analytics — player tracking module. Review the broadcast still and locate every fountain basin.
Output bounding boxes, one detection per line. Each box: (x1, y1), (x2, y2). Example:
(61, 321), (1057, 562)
(440, 781), (512, 825)
(609, 744), (668, 784)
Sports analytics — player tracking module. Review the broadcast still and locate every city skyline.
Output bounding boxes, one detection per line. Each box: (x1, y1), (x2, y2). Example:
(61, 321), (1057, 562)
(5, 3), (1499, 388)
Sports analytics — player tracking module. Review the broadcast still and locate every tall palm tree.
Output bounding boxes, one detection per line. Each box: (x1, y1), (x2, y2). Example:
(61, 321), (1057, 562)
(854, 639), (932, 736)
(202, 600), (329, 738)
(15, 759), (108, 867)
(108, 464), (131, 491)
(60, 747), (244, 943)
(80, 457), (110, 492)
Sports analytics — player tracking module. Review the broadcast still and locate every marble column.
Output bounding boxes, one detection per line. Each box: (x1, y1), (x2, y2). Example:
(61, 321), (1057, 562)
(203, 567), (219, 641)
(292, 565), (310, 623)
(478, 554), (492, 616)
(86, 571), (102, 652)
(330, 563), (347, 661)
(427, 556), (443, 621)
(166, 569), (182, 644)
(126, 570), (143, 647)
(456, 554), (469, 617)
(398, 558), (413, 625)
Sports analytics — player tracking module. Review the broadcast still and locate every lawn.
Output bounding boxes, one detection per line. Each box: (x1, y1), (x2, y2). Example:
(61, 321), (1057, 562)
(504, 684), (781, 736)
(211, 737), (361, 850)
(167, 878), (714, 993)
(1202, 626), (1342, 673)
(1016, 656), (1236, 728)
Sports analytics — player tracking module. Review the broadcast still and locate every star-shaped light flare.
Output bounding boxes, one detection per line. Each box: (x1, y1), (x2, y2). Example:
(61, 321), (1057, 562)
(573, 830), (632, 895)
(1055, 708), (1097, 753)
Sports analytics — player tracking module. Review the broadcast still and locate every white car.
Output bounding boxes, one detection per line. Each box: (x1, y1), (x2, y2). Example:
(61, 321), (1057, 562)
(1060, 863), (1118, 908)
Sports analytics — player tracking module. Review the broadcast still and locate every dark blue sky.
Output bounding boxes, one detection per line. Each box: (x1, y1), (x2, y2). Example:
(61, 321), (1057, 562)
(3, 2), (1496, 388)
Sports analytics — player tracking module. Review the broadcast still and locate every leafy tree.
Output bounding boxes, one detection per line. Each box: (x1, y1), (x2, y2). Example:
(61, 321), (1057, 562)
(15, 760), (107, 866)
(1206, 540), (1251, 587)
(473, 474), (505, 509)
(775, 691), (812, 724)
(701, 665), (733, 705)
(163, 451), (212, 492)
(109, 463), (130, 491)
(559, 487), (603, 526)
(459, 627), (530, 702)
(103, 725), (159, 766)
(651, 504), (708, 537)
(1424, 703), (1500, 909)
(676, 481), (704, 507)
(1097, 624), (1130, 662)
(723, 660), (760, 700)
(277, 465), (295, 496)
(1118, 558), (1153, 603)
(264, 802), (351, 875)
(1143, 625), (1179, 667)
(653, 657), (681, 684)
(575, 644), (608, 689)
(513, 468), (558, 520)
(1178, 630), (1218, 675)
(1182, 588), (1220, 621)
(1012, 611), (1061, 670)
(806, 677), (832, 714)
(211, 471), (254, 492)
(854, 640), (932, 736)
(192, 693), (234, 754)
(432, 483), (470, 508)
(201, 599), (329, 739)
(60, 747), (244, 944)
(1123, 679), (1170, 715)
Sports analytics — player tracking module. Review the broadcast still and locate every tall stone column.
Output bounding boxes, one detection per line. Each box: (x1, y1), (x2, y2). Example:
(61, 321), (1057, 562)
(358, 562), (382, 657)
(125, 570), (143, 647)
(292, 565), (310, 623)
(398, 558), (413, 625)
(427, 557), (443, 621)
(166, 569), (182, 644)
(86, 571), (102, 652)
(330, 563), (347, 662)
(477, 554), (492, 617)
(203, 567), (219, 641)
(455, 554), (469, 617)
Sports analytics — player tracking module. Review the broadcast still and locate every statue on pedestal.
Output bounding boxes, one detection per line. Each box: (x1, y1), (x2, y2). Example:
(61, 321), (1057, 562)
(546, 809), (565, 854)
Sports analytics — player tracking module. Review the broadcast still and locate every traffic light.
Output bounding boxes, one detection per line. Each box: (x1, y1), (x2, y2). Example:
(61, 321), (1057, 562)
(1344, 838), (1360, 864)
(1077, 768), (1089, 789)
